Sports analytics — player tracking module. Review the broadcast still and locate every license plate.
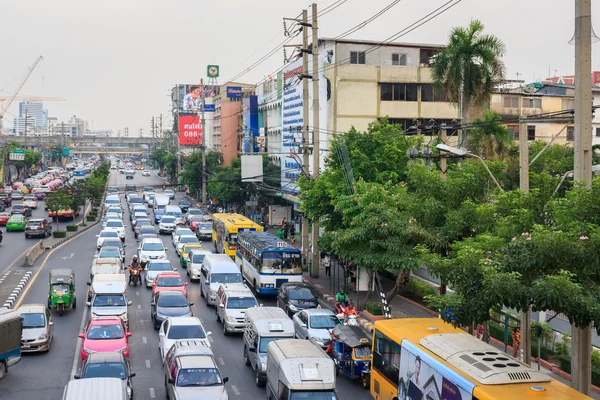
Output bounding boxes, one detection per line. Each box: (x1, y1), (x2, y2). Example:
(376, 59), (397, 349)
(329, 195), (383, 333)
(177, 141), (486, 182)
(22, 344), (30, 349)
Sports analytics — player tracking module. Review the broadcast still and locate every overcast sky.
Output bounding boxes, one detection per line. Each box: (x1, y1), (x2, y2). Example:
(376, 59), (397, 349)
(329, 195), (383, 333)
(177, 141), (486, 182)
(1, 0), (598, 134)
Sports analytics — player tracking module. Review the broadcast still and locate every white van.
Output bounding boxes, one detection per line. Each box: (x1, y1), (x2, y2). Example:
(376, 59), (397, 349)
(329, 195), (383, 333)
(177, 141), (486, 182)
(153, 195), (170, 212)
(63, 377), (128, 400)
(164, 205), (184, 224)
(86, 274), (132, 327)
(200, 254), (243, 306)
(217, 283), (258, 335)
(104, 195), (122, 211)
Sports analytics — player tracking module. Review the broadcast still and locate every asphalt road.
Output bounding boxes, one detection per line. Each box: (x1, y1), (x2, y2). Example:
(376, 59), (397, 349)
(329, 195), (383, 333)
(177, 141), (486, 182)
(1, 169), (373, 400)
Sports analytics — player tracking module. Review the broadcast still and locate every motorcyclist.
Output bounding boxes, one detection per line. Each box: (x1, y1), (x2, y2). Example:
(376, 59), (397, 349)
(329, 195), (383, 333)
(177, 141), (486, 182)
(128, 256), (143, 284)
(344, 302), (358, 317)
(335, 289), (349, 309)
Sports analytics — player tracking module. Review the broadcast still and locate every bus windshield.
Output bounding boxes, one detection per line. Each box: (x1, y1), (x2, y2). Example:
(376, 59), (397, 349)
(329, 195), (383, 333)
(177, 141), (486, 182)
(260, 252), (302, 274)
(290, 391), (337, 400)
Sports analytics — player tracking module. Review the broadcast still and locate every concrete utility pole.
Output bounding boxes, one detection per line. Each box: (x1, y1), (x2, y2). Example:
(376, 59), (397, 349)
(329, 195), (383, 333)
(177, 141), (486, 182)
(440, 127), (447, 181)
(24, 110), (28, 137)
(152, 117), (155, 141)
(310, 2), (320, 278)
(201, 78), (207, 205)
(572, 0), (593, 394)
(301, 9), (310, 272)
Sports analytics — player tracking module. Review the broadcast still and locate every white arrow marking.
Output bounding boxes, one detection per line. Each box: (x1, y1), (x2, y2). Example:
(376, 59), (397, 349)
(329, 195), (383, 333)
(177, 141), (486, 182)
(61, 253), (75, 260)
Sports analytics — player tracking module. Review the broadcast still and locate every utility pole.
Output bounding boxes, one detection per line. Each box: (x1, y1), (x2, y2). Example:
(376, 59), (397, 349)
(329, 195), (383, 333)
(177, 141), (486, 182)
(310, 2), (320, 278)
(201, 78), (207, 206)
(61, 121), (65, 166)
(572, 0), (593, 394)
(519, 99), (531, 366)
(152, 117), (155, 141)
(24, 110), (28, 137)
(440, 127), (447, 181)
(301, 9), (310, 271)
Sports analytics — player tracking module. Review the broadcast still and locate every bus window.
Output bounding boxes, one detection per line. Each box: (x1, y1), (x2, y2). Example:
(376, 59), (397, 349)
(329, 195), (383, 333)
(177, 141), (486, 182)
(373, 330), (401, 386)
(227, 234), (238, 247)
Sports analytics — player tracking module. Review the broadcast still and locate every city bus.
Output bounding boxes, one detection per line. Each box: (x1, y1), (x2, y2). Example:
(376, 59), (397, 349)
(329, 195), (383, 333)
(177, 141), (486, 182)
(73, 169), (85, 177)
(211, 213), (263, 258)
(370, 318), (591, 400)
(235, 231), (302, 295)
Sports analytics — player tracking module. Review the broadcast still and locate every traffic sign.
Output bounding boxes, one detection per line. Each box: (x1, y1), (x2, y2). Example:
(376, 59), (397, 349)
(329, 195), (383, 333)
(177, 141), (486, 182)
(207, 65), (219, 78)
(13, 149), (24, 154)
(63, 148), (71, 155)
(9, 152), (24, 161)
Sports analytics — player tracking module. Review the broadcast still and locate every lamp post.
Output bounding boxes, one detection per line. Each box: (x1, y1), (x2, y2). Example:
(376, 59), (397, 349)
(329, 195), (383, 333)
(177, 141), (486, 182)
(436, 144), (504, 191)
(552, 165), (600, 197)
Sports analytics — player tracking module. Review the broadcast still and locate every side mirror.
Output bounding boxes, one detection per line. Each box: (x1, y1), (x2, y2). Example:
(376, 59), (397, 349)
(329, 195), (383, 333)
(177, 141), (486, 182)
(87, 282), (91, 286)
(189, 302), (194, 306)
(86, 302), (91, 307)
(168, 378), (175, 385)
(129, 372), (136, 378)
(150, 302), (156, 306)
(219, 303), (225, 308)
(74, 374), (81, 379)
(78, 333), (84, 338)
(93, 255), (98, 258)
(300, 323), (307, 328)
(127, 301), (133, 306)
(223, 377), (229, 384)
(126, 332), (132, 337)
(48, 321), (54, 326)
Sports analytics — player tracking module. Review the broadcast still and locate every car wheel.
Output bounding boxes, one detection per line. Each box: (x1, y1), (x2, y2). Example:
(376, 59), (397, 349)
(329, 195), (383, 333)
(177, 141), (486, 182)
(25, 234), (29, 239)
(200, 285), (204, 298)
(255, 369), (265, 386)
(0, 361), (6, 379)
(243, 347), (250, 366)
(216, 311), (221, 323)
(223, 321), (229, 336)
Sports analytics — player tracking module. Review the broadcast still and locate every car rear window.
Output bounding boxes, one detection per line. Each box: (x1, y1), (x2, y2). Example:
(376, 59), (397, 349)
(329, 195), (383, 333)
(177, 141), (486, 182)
(27, 221), (41, 227)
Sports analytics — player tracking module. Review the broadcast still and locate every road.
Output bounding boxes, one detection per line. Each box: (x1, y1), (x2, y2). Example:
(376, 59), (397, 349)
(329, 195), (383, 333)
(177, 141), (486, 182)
(1, 169), (373, 400)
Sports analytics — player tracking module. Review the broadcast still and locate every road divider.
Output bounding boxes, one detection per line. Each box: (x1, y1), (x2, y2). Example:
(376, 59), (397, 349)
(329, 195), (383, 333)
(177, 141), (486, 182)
(1, 271), (32, 309)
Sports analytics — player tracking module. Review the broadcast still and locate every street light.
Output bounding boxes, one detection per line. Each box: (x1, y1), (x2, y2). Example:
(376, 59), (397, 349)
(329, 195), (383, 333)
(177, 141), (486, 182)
(552, 165), (600, 197)
(436, 144), (504, 191)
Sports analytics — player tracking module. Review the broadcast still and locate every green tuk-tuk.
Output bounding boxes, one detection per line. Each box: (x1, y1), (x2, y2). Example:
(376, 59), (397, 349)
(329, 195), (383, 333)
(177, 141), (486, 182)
(48, 268), (76, 316)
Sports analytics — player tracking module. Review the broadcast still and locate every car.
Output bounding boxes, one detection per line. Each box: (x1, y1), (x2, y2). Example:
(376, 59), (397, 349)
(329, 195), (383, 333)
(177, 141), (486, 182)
(127, 196), (144, 211)
(137, 226), (157, 241)
(151, 271), (188, 298)
(178, 199), (192, 213)
(151, 290), (194, 329)
(78, 316), (131, 360)
(17, 304), (54, 352)
(24, 218), (52, 238)
(105, 208), (123, 219)
(176, 235), (200, 256)
(292, 308), (340, 349)
(104, 219), (126, 242)
(185, 208), (203, 223)
(6, 214), (26, 231)
(131, 212), (149, 227)
(23, 195), (37, 209)
(180, 243), (203, 269)
(188, 215), (204, 231)
(11, 190), (24, 200)
(0, 211), (10, 226)
(96, 246), (123, 262)
(142, 187), (154, 195)
(125, 171), (134, 179)
(158, 316), (210, 360)
(277, 282), (320, 317)
(159, 216), (177, 234)
(100, 239), (126, 263)
(172, 227), (194, 247)
(163, 189), (175, 200)
(119, 169), (125, 174)
(107, 188), (119, 195)
(11, 204), (32, 217)
(145, 259), (175, 287)
(146, 194), (156, 207)
(141, 170), (151, 177)
(154, 208), (165, 224)
(96, 229), (120, 249)
(163, 340), (227, 400)
(133, 220), (153, 238)
(0, 193), (12, 206)
(187, 249), (212, 281)
(195, 222), (212, 241)
(74, 352), (135, 400)
(138, 237), (168, 267)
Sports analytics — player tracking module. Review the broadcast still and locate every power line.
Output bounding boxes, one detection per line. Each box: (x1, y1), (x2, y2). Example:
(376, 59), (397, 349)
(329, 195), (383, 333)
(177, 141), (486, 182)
(333, 0), (403, 40)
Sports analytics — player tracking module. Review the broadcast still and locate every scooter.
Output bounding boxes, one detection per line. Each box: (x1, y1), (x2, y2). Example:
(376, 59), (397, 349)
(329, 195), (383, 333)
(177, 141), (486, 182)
(129, 268), (142, 287)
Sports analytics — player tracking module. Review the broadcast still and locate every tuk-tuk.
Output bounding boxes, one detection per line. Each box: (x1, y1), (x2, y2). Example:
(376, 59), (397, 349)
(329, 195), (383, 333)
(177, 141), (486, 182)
(48, 269), (76, 316)
(330, 325), (372, 388)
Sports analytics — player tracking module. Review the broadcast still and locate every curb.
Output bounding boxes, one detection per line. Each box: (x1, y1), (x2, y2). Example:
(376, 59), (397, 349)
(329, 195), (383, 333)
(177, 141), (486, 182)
(1, 271), (33, 309)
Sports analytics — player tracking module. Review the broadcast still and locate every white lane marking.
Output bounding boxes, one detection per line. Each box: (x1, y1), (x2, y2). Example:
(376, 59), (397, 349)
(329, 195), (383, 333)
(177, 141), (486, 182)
(231, 385), (241, 396)
(142, 336), (148, 344)
(146, 359), (151, 368)
(137, 304), (141, 309)
(149, 388), (156, 398)
(70, 299), (90, 379)
(218, 357), (225, 366)
(136, 291), (140, 296)
(208, 335), (214, 343)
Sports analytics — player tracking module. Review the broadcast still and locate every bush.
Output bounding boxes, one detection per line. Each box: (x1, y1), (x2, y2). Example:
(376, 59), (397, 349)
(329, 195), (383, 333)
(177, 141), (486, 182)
(86, 215), (96, 222)
(53, 231), (67, 238)
(79, 223), (87, 227)
(364, 302), (384, 316)
(403, 279), (438, 301)
(66, 225), (78, 232)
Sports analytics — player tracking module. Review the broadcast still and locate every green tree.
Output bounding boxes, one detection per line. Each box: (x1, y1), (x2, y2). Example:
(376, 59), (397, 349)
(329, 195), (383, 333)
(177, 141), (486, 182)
(467, 110), (513, 161)
(431, 20), (505, 123)
(45, 190), (72, 231)
(150, 148), (168, 171)
(180, 151), (223, 199)
(163, 153), (178, 182)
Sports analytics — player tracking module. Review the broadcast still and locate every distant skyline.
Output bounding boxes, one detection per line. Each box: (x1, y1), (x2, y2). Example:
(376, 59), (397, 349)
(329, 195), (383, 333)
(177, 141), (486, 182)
(1, 0), (599, 133)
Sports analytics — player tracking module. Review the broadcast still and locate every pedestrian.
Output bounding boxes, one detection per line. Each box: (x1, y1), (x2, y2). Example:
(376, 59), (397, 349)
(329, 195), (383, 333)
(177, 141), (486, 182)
(349, 263), (357, 292)
(320, 251), (326, 266)
(476, 323), (485, 341)
(324, 254), (331, 276)
(511, 327), (521, 358)
(283, 223), (289, 241)
(289, 223), (296, 241)
(280, 217), (286, 230)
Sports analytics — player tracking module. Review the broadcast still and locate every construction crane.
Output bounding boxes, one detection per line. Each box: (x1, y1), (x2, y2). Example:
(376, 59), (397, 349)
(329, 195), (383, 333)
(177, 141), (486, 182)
(0, 55), (44, 131)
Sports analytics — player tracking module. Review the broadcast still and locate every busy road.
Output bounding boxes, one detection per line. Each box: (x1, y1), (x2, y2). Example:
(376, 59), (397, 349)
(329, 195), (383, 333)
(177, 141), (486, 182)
(1, 168), (373, 400)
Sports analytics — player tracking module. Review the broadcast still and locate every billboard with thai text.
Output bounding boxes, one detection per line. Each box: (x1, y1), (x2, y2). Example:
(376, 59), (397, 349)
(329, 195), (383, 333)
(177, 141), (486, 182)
(178, 114), (203, 146)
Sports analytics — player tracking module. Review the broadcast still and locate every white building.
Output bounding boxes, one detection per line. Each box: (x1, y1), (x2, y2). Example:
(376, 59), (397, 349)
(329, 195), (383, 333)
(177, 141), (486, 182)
(256, 73), (282, 167)
(48, 115), (88, 137)
(19, 102), (46, 129)
(13, 116), (37, 135)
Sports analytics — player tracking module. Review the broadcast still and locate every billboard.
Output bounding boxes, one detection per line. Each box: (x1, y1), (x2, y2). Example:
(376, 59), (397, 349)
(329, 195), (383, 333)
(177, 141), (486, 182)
(241, 155), (263, 182)
(174, 84), (220, 113)
(226, 86), (243, 99)
(178, 114), (203, 146)
(242, 96), (259, 153)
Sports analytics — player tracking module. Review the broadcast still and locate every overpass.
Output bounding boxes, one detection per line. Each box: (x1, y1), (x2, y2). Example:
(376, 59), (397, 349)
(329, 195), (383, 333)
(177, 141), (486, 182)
(0, 135), (154, 149)
(70, 147), (144, 154)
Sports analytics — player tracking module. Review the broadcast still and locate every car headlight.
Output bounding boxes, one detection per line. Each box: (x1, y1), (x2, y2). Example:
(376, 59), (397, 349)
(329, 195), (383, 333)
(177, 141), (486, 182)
(311, 336), (324, 344)
(288, 304), (298, 311)
(261, 363), (267, 371)
(156, 312), (167, 320)
(226, 316), (236, 322)
(38, 333), (47, 340)
(83, 346), (95, 354)
(116, 345), (127, 353)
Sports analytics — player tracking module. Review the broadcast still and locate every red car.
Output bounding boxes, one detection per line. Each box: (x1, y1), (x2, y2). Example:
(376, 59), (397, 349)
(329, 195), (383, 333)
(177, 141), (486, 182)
(78, 316), (131, 360)
(189, 215), (205, 231)
(0, 212), (10, 226)
(151, 272), (188, 298)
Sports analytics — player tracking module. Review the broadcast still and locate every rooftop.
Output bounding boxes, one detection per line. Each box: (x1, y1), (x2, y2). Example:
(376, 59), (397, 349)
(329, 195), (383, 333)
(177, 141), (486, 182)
(320, 37), (443, 49)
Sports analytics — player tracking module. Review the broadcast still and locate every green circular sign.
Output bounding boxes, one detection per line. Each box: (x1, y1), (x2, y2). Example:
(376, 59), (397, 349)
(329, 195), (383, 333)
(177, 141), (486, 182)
(207, 65), (219, 78)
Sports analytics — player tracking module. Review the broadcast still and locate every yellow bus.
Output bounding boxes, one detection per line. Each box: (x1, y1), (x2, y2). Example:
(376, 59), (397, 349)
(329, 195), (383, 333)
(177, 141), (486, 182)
(370, 318), (591, 400)
(211, 213), (263, 258)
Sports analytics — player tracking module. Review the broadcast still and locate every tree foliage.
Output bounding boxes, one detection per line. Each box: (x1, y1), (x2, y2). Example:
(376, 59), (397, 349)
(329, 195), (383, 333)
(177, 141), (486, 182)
(45, 190), (72, 231)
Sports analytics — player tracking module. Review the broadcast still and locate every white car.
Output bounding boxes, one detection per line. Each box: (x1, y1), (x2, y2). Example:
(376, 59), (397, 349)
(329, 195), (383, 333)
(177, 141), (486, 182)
(185, 208), (203, 224)
(159, 216), (177, 234)
(163, 189), (175, 200)
(138, 237), (168, 266)
(172, 228), (194, 247)
(142, 170), (151, 177)
(96, 230), (120, 249)
(104, 194), (122, 211)
(147, 194), (156, 207)
(187, 249), (213, 281)
(103, 219), (126, 242)
(176, 236), (200, 256)
(158, 316), (211, 360)
(103, 213), (122, 225)
(105, 207), (123, 219)
(145, 260), (176, 287)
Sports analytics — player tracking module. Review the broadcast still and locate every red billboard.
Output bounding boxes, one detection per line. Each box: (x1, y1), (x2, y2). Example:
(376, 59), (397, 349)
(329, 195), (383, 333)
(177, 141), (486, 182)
(178, 114), (203, 146)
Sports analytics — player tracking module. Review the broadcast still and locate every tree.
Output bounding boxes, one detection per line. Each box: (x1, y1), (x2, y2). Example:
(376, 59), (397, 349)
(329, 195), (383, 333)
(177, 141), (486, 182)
(163, 153), (178, 182)
(207, 158), (244, 208)
(45, 190), (72, 231)
(467, 110), (514, 161)
(180, 151), (223, 198)
(431, 20), (505, 123)
(149, 148), (168, 171)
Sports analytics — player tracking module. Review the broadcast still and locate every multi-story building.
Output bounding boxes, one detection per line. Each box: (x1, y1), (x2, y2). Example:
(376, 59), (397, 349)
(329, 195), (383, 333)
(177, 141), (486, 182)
(13, 116), (37, 135)
(48, 115), (88, 137)
(19, 102), (47, 129)
(256, 73), (283, 163)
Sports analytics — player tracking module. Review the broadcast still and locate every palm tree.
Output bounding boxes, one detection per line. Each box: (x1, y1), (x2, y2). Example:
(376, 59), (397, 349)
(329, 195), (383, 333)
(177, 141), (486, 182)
(467, 110), (513, 161)
(432, 20), (506, 124)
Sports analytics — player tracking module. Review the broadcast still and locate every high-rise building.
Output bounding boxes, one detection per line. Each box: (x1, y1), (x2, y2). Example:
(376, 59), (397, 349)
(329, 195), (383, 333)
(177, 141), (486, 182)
(13, 116), (37, 135)
(19, 102), (47, 128)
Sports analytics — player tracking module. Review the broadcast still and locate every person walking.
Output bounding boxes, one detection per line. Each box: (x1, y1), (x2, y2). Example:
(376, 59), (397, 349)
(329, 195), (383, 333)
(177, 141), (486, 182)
(280, 217), (286, 230)
(324, 254), (331, 276)
(511, 327), (521, 358)
(283, 223), (289, 241)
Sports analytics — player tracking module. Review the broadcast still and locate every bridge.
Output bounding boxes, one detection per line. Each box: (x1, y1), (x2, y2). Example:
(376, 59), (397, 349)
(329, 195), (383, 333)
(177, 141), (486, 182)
(0, 135), (154, 149)
(70, 147), (145, 155)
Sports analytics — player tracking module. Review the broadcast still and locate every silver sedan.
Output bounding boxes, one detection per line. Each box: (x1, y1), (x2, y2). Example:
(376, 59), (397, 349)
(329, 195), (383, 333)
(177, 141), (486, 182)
(292, 308), (341, 349)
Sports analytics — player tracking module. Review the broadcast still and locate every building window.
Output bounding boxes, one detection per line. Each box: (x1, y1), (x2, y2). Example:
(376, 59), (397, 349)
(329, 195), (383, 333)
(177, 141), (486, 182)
(406, 84), (418, 101)
(350, 51), (366, 65)
(567, 127), (575, 141)
(504, 97), (519, 108)
(380, 83), (393, 101)
(508, 125), (519, 140)
(562, 98), (575, 110)
(523, 98), (542, 108)
(527, 125), (536, 140)
(421, 84), (449, 102)
(596, 127), (600, 137)
(392, 53), (407, 66)
(393, 84), (405, 101)
(419, 49), (435, 66)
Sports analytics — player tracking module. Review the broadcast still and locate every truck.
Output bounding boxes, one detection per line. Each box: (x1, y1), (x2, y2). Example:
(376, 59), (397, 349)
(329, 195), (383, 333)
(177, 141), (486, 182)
(266, 339), (337, 400)
(0, 309), (23, 379)
(243, 306), (294, 386)
(85, 274), (132, 327)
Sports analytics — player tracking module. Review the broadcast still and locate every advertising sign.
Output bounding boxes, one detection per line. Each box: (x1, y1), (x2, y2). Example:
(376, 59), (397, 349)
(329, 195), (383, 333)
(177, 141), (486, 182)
(207, 65), (220, 78)
(178, 114), (203, 146)
(226, 86), (243, 99)
(397, 341), (474, 400)
(242, 96), (259, 153)
(176, 84), (220, 113)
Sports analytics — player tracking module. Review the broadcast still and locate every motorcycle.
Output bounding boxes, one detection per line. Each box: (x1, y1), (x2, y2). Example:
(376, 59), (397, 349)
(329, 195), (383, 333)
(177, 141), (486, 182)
(0, 230), (4, 243)
(129, 267), (142, 287)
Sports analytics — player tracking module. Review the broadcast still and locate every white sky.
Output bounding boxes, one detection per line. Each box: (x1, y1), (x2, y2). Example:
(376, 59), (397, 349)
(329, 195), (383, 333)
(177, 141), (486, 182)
(1, 0), (598, 133)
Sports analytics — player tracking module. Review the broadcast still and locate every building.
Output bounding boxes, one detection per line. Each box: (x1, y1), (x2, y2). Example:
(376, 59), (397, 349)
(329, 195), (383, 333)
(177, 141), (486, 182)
(489, 83), (575, 144)
(256, 72), (283, 167)
(212, 82), (255, 166)
(13, 116), (37, 135)
(48, 115), (88, 137)
(19, 102), (47, 129)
